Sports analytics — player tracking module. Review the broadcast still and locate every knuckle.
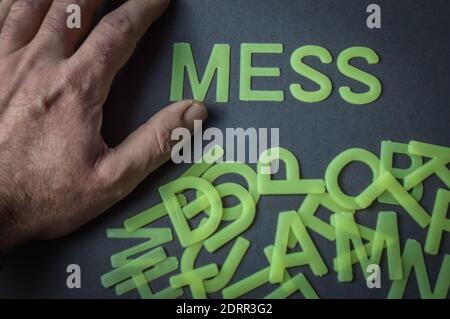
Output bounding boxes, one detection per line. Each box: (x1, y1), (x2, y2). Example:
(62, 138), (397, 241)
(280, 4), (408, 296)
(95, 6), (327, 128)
(64, 70), (88, 94)
(101, 10), (134, 40)
(10, 0), (39, 13)
(89, 11), (136, 67)
(0, 0), (39, 38)
(58, 69), (100, 105)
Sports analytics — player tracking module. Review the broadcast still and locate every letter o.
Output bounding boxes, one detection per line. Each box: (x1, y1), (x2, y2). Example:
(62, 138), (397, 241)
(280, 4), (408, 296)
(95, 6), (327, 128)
(325, 148), (380, 209)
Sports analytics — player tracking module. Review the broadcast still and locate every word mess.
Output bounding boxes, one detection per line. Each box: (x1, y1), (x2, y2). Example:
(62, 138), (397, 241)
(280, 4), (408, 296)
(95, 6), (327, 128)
(170, 43), (382, 105)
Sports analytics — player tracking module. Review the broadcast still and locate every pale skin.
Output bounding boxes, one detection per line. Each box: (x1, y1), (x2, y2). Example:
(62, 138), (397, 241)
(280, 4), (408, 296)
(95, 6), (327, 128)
(0, 0), (207, 252)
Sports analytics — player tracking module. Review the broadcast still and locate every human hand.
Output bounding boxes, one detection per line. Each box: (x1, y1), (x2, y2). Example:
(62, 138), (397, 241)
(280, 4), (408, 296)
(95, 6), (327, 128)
(0, 0), (207, 252)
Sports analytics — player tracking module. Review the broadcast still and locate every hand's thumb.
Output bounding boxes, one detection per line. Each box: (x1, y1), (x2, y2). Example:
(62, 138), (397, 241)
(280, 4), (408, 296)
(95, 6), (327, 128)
(96, 99), (207, 202)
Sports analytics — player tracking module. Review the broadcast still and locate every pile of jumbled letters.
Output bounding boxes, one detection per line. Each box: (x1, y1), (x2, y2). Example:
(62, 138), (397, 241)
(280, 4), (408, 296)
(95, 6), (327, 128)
(100, 140), (449, 299)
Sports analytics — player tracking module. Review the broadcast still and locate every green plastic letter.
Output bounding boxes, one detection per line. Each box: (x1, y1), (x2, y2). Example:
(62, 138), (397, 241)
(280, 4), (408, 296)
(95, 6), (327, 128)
(290, 45), (333, 103)
(159, 177), (223, 247)
(425, 189), (450, 255)
(170, 43), (230, 102)
(388, 240), (449, 299)
(240, 43), (284, 101)
(270, 211), (328, 283)
(337, 47), (382, 105)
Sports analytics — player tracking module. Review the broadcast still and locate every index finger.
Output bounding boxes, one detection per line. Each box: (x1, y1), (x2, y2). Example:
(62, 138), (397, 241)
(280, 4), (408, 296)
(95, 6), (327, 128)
(70, 0), (170, 90)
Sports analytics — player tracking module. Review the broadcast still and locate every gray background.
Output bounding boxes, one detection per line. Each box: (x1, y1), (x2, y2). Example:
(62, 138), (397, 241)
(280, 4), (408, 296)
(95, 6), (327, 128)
(1, 0), (449, 299)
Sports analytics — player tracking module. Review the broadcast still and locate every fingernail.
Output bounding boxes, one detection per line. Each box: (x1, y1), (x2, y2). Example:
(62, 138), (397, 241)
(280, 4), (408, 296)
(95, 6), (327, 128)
(183, 101), (208, 132)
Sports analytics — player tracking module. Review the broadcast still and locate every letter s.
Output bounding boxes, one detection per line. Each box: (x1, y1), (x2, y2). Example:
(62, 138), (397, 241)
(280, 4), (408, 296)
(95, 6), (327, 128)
(290, 45), (333, 103)
(337, 47), (382, 105)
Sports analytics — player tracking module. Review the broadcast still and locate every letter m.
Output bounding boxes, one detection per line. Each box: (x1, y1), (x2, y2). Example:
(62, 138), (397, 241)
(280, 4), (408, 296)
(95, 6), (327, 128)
(170, 43), (230, 102)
